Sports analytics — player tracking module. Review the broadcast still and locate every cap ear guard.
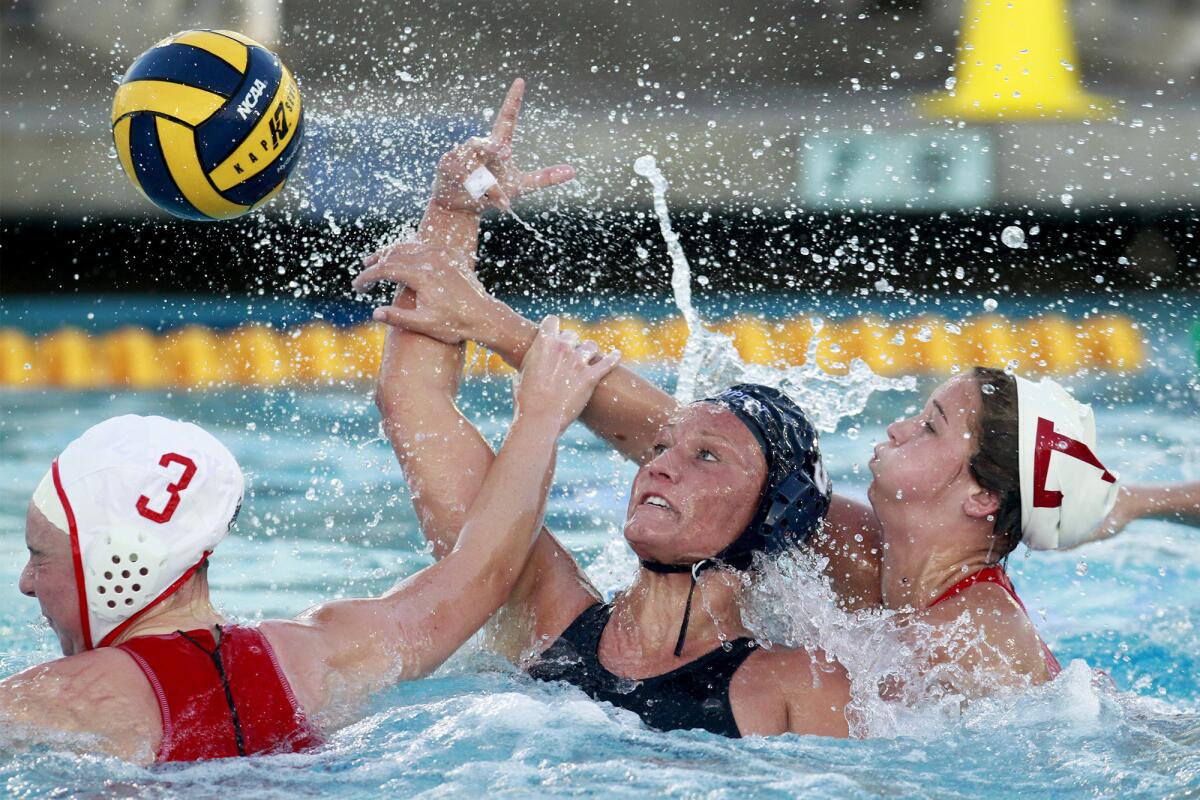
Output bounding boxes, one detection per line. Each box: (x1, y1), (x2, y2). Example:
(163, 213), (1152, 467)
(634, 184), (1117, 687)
(759, 472), (830, 549)
(83, 528), (170, 624)
(708, 384), (833, 570)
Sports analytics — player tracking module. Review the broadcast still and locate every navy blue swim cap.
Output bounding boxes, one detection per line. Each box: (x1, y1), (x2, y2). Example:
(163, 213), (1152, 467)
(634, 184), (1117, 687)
(704, 383), (832, 570)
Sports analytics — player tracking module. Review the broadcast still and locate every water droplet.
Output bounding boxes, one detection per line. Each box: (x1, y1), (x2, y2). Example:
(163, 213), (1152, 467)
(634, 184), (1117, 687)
(1075, 561), (1089, 576)
(1060, 192), (1074, 207)
(1001, 225), (1025, 249)
(633, 155), (657, 176)
(983, 298), (998, 312)
(981, 383), (996, 395)
(846, 427), (860, 440)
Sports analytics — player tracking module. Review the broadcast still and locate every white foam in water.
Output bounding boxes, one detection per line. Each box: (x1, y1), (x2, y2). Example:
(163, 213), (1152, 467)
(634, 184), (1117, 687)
(743, 551), (1087, 739)
(633, 154), (916, 431)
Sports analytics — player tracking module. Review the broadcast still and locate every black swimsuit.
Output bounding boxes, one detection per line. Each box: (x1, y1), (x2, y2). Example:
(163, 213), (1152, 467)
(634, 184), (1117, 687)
(527, 602), (757, 737)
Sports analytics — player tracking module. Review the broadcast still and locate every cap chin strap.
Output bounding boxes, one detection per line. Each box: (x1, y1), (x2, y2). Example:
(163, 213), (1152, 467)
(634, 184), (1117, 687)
(639, 558), (713, 657)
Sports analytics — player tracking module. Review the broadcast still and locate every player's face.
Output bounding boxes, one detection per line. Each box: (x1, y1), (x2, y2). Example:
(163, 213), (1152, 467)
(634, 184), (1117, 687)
(867, 376), (982, 512)
(623, 404), (767, 565)
(20, 503), (86, 655)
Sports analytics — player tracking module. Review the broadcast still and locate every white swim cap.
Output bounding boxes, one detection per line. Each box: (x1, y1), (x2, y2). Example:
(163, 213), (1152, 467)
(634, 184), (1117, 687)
(29, 415), (243, 650)
(1015, 377), (1119, 550)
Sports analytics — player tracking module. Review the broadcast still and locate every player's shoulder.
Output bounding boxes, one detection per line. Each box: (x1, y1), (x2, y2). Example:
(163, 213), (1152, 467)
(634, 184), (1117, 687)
(740, 643), (848, 691)
(918, 581), (1050, 680)
(0, 648), (161, 761)
(736, 644), (852, 737)
(3, 646), (137, 695)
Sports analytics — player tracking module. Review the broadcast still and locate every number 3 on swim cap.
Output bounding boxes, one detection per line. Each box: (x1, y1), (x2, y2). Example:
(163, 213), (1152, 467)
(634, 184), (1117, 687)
(136, 453), (199, 524)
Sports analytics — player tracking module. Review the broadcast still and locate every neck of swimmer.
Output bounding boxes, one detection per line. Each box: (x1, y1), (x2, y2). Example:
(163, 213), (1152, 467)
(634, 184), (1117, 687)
(878, 513), (998, 612)
(614, 565), (745, 659)
(110, 572), (226, 646)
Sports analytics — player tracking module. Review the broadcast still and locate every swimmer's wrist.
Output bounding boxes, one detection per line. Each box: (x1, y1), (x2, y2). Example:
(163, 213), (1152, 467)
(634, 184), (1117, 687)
(479, 307), (537, 368)
(510, 407), (565, 443)
(418, 201), (480, 249)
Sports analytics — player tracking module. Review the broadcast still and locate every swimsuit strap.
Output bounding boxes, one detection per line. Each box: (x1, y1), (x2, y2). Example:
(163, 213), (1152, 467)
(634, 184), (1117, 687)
(553, 602), (612, 654)
(118, 625), (322, 761)
(928, 565), (1020, 609)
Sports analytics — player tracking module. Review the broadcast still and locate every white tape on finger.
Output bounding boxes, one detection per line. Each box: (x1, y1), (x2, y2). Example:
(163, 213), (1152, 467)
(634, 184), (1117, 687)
(464, 166), (498, 201)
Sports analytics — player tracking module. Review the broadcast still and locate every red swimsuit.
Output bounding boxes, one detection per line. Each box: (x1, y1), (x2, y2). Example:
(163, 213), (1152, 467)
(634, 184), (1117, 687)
(118, 625), (321, 762)
(928, 565), (1062, 679)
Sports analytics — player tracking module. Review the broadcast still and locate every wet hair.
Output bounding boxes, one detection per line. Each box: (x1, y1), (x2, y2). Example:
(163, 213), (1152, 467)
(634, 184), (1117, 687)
(969, 367), (1023, 560)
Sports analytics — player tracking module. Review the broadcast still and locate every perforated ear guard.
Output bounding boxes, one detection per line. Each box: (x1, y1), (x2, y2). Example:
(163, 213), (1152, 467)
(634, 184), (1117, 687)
(759, 473), (828, 546)
(83, 527), (171, 623)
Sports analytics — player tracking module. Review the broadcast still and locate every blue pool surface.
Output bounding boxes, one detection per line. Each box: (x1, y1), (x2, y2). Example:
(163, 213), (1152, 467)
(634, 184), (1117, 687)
(1, 296), (1198, 799)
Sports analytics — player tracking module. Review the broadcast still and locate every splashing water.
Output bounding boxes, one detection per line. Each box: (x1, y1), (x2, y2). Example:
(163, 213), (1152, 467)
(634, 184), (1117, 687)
(633, 154), (915, 431)
(1001, 224), (1026, 249)
(506, 206), (557, 251)
(741, 550), (1109, 740)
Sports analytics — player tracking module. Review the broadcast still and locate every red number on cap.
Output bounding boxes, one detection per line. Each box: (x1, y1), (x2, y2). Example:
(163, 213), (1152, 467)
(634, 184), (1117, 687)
(1031, 417), (1116, 509)
(136, 453), (198, 524)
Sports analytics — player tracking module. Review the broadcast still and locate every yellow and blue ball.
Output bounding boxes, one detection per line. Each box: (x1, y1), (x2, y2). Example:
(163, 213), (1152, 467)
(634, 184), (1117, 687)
(111, 29), (304, 221)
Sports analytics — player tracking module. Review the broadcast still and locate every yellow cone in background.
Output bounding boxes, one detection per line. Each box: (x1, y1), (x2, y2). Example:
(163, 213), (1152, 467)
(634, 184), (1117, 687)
(167, 326), (231, 387)
(922, 0), (1112, 120)
(228, 325), (285, 385)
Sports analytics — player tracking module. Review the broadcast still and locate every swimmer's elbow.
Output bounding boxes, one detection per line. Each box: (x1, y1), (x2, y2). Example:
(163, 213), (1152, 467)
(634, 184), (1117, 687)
(374, 382), (419, 420)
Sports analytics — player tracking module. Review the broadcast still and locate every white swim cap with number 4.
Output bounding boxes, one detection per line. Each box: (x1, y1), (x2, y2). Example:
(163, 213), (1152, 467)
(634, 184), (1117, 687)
(31, 415), (244, 650)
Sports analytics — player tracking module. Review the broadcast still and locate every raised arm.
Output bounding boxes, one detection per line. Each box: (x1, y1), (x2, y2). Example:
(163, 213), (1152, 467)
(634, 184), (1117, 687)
(267, 318), (618, 714)
(363, 78), (581, 559)
(355, 80), (602, 660)
(1077, 480), (1200, 547)
(439, 299), (677, 464)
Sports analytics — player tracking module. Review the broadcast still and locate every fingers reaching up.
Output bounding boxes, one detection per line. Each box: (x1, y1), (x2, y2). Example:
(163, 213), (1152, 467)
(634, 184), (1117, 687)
(490, 78), (524, 149)
(427, 78), (576, 214)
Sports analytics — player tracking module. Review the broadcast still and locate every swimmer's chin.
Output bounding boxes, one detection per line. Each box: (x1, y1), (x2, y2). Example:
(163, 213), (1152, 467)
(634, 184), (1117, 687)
(621, 520), (681, 565)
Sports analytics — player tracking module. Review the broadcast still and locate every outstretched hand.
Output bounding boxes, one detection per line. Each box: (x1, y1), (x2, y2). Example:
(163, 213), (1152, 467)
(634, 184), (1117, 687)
(429, 78), (576, 214)
(515, 316), (620, 434)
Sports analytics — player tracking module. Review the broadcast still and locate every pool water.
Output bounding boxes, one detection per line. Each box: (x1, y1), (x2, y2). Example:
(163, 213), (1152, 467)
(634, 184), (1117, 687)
(2, 325), (1198, 798)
